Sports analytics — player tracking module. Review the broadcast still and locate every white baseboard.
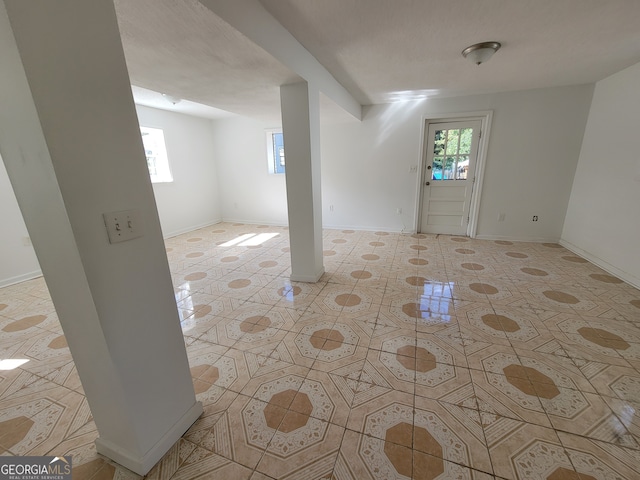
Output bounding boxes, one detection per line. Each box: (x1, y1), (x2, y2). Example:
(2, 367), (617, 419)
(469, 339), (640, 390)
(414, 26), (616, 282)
(0, 269), (43, 288)
(95, 401), (203, 475)
(474, 234), (560, 243)
(321, 223), (406, 233)
(559, 239), (640, 290)
(290, 267), (325, 283)
(222, 219), (409, 233)
(220, 217), (288, 228)
(162, 219), (222, 239)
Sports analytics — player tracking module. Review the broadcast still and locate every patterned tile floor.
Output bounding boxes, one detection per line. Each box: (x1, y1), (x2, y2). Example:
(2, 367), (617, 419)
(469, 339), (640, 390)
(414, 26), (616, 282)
(1, 223), (640, 479)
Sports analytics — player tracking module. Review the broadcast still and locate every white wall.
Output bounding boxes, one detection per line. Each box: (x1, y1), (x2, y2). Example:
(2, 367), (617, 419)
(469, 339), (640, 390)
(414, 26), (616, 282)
(562, 62), (640, 288)
(0, 155), (41, 286)
(322, 86), (594, 238)
(211, 115), (289, 225)
(213, 85), (594, 239)
(136, 105), (221, 237)
(0, 106), (221, 286)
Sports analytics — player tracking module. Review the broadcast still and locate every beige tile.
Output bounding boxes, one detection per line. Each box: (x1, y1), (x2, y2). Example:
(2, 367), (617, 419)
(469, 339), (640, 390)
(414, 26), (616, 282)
(337, 428), (490, 480)
(557, 431), (640, 479)
(171, 447), (253, 480)
(465, 343), (524, 375)
(145, 438), (197, 480)
(188, 393), (268, 469)
(238, 364), (309, 400)
(411, 398), (492, 473)
(581, 362), (640, 400)
(257, 422), (343, 479)
(300, 369), (352, 427)
(470, 368), (552, 428)
(0, 368), (62, 402)
(326, 359), (394, 410)
(0, 388), (86, 456)
(345, 388), (414, 434)
(3, 223), (640, 479)
(482, 416), (568, 479)
(543, 390), (638, 449)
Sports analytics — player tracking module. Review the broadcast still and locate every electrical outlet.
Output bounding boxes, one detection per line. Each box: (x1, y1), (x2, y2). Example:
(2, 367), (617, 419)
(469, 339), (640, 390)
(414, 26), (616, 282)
(409, 165), (418, 173)
(532, 215), (539, 222)
(329, 205), (334, 212)
(103, 209), (143, 244)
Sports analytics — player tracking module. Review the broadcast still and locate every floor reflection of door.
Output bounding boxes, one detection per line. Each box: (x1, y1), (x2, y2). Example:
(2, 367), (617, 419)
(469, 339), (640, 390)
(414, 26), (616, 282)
(420, 120), (481, 235)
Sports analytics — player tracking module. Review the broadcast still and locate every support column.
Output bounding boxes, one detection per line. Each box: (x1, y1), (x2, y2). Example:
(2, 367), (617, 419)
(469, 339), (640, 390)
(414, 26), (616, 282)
(0, 1), (201, 475)
(280, 82), (325, 282)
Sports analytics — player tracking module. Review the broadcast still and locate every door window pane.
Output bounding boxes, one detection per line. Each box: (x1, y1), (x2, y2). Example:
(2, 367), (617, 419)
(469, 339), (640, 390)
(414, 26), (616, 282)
(445, 129), (460, 155)
(433, 130), (446, 155)
(457, 155), (470, 179)
(444, 156), (456, 179)
(430, 127), (474, 181)
(459, 129), (472, 155)
(432, 157), (443, 179)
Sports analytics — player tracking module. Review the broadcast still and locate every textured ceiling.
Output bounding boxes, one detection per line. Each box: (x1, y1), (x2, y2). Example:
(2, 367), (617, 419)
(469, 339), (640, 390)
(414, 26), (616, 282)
(260, 0), (640, 104)
(131, 86), (236, 120)
(115, 0), (640, 120)
(114, 0), (300, 121)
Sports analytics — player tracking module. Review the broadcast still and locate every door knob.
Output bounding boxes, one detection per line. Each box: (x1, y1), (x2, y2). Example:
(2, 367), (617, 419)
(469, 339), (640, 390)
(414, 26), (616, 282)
(425, 181), (430, 186)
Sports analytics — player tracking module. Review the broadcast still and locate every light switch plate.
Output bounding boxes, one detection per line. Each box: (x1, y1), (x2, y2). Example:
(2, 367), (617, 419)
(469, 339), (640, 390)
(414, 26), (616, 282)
(103, 209), (143, 244)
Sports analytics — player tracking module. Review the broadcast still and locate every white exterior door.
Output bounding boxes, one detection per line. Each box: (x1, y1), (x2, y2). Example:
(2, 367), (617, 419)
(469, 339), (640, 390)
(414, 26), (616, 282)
(420, 120), (481, 235)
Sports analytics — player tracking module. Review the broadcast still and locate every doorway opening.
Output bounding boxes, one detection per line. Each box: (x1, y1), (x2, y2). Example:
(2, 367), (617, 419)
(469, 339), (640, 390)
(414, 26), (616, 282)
(417, 112), (492, 236)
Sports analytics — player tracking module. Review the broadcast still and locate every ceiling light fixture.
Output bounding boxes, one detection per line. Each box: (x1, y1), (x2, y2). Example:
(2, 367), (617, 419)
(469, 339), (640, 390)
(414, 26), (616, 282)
(462, 42), (501, 65)
(162, 93), (182, 105)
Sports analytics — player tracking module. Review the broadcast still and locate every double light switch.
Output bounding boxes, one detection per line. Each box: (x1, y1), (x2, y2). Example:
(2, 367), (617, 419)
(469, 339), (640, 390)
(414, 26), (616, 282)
(103, 209), (143, 244)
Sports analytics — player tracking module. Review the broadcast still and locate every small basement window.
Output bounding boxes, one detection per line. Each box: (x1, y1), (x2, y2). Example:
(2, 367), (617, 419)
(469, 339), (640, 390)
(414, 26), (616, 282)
(266, 129), (285, 174)
(140, 126), (173, 183)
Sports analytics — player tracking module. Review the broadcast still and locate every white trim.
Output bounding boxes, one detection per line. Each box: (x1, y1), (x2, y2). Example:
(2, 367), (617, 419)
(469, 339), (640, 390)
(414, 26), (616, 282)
(415, 111), (493, 237)
(161, 219), (223, 239)
(95, 401), (203, 476)
(222, 220), (411, 234)
(321, 223), (408, 233)
(475, 234), (560, 243)
(468, 112), (492, 238)
(560, 239), (640, 290)
(220, 218), (288, 228)
(290, 267), (325, 283)
(265, 128), (283, 175)
(140, 125), (174, 184)
(0, 270), (43, 288)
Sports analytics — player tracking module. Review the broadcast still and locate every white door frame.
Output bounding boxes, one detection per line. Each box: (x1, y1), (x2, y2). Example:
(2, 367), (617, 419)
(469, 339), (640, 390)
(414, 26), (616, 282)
(414, 111), (493, 237)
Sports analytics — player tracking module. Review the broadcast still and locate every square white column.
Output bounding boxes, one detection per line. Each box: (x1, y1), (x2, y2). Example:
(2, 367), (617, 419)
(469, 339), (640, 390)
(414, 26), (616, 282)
(280, 82), (325, 282)
(0, 1), (201, 474)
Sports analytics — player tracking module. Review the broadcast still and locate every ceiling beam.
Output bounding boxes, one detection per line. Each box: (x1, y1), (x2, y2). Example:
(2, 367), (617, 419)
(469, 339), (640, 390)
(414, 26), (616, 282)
(198, 0), (362, 120)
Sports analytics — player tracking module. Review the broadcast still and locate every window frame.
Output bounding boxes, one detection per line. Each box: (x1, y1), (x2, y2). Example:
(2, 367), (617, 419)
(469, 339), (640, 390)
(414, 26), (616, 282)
(140, 125), (174, 184)
(265, 128), (285, 175)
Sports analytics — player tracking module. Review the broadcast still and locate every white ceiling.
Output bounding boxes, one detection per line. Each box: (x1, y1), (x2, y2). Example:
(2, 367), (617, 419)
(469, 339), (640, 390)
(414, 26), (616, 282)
(115, 0), (640, 120)
(114, 0), (300, 121)
(131, 85), (237, 120)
